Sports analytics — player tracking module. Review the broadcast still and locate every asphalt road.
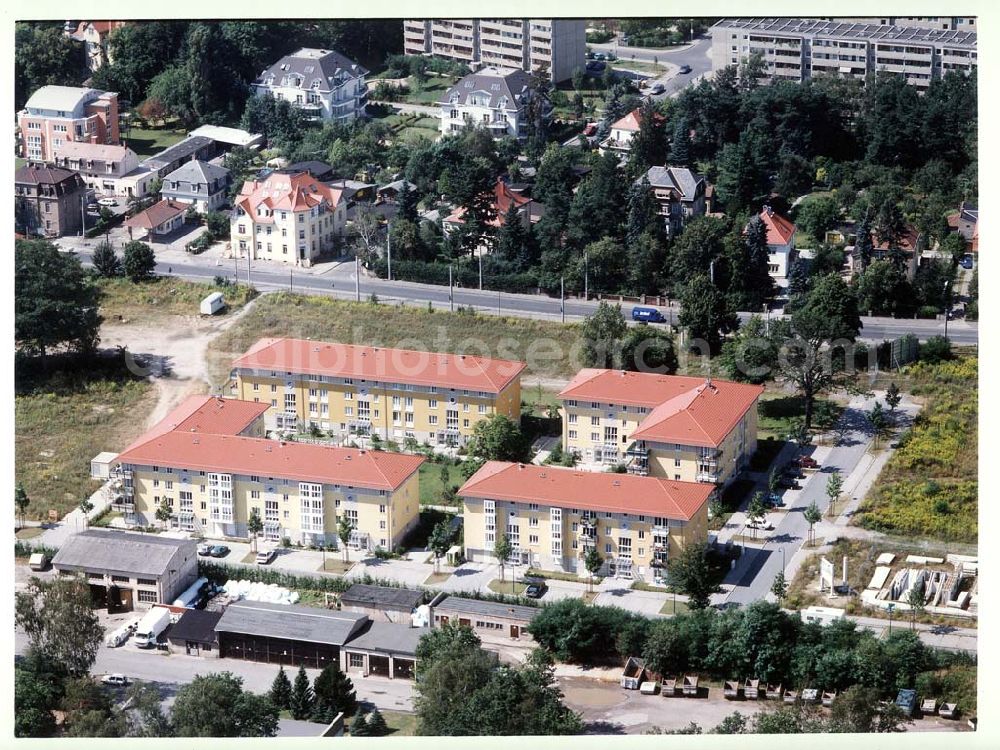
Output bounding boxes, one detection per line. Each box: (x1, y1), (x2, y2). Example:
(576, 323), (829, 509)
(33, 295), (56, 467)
(592, 36), (714, 98)
(64, 238), (977, 345)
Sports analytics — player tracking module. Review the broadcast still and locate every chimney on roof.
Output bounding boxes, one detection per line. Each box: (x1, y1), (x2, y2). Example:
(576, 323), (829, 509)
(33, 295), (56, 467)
(517, 463), (524, 469)
(280, 441), (286, 447)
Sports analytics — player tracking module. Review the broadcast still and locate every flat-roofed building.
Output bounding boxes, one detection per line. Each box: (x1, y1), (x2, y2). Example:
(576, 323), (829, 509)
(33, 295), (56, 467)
(18, 85), (120, 162)
(230, 337), (525, 447)
(112, 394), (423, 551)
(404, 19), (585, 82)
(51, 529), (198, 612)
(711, 17), (977, 90)
(558, 370), (763, 485)
(459, 462), (713, 581)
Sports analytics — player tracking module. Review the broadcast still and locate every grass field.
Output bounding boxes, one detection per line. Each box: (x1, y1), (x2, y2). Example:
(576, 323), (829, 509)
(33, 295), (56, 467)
(658, 598), (690, 616)
(98, 277), (257, 325)
(206, 293), (588, 386)
(15, 361), (155, 521)
(15, 527), (43, 539)
(551, 84), (606, 121)
(122, 126), (187, 159)
(377, 710), (419, 736)
(854, 357), (978, 543)
(488, 578), (527, 595)
(612, 60), (668, 75)
(319, 559), (354, 574)
(395, 77), (456, 105)
(418, 461), (462, 507)
(757, 394), (843, 440)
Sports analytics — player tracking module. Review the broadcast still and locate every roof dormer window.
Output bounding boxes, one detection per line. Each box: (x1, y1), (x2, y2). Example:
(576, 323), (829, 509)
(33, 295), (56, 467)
(311, 79), (322, 89)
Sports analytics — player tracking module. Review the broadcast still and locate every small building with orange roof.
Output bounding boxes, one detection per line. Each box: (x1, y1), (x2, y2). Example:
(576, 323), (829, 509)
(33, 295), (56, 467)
(757, 205), (797, 281)
(67, 21), (129, 71)
(230, 170), (348, 267)
(558, 369), (763, 486)
(111, 394), (424, 550)
(230, 337), (526, 445)
(458, 460), (713, 579)
(599, 106), (667, 157)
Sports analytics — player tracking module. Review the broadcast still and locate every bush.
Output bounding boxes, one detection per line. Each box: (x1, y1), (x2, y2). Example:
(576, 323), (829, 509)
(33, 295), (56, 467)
(370, 257), (539, 294)
(919, 335), (953, 363)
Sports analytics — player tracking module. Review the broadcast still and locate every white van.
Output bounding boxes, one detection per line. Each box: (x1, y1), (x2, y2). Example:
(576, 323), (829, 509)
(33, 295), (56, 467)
(256, 548), (277, 565)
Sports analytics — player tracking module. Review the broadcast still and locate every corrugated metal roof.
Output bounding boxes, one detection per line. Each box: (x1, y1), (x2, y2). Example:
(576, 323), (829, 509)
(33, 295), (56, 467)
(341, 584), (424, 611)
(432, 595), (539, 623)
(343, 621), (428, 656)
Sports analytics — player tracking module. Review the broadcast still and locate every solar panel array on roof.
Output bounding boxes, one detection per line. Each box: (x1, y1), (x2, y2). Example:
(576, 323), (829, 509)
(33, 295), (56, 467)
(714, 17), (976, 47)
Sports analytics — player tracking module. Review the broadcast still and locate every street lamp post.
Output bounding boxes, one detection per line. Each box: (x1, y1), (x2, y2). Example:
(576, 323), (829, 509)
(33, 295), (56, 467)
(943, 280), (950, 339)
(887, 603), (895, 636)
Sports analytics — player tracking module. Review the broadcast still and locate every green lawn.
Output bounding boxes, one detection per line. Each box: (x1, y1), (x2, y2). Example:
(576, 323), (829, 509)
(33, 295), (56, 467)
(525, 567), (598, 586)
(757, 394), (842, 440)
(419, 461), (462, 507)
(122, 126), (187, 159)
(659, 598), (690, 616)
(319, 559), (354, 574)
(551, 84), (606, 121)
(15, 359), (156, 521)
(612, 59), (668, 75)
(378, 710), (419, 736)
(488, 578), (527, 595)
(98, 277), (257, 326)
(15, 526), (43, 539)
(396, 76), (455, 105)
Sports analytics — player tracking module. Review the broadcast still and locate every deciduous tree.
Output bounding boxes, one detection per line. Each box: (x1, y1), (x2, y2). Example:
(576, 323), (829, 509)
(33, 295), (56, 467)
(15, 578), (103, 676)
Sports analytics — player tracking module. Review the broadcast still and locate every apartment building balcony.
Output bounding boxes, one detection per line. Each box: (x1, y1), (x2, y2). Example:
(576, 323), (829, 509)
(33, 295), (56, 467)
(695, 471), (719, 483)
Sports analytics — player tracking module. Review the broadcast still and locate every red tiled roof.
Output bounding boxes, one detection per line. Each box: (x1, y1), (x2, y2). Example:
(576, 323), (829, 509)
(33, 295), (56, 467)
(235, 171), (344, 217)
(125, 199), (188, 231)
(443, 179), (531, 228)
(559, 370), (763, 448)
(611, 107), (666, 133)
(233, 338), (526, 394)
(117, 395), (423, 490)
(120, 395), (268, 453)
(873, 226), (920, 252)
(119, 433), (424, 491)
(458, 461), (713, 520)
(759, 207), (796, 246)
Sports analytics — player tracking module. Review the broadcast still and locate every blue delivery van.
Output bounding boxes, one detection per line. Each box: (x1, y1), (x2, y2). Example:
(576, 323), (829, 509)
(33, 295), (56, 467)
(632, 306), (666, 323)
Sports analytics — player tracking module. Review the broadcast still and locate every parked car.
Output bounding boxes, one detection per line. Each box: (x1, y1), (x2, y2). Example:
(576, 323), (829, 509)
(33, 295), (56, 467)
(197, 543), (213, 556)
(256, 548), (277, 565)
(765, 493), (784, 507)
(679, 65), (692, 74)
(960, 254), (974, 269)
(594, 52), (606, 61)
(896, 689), (917, 717)
(650, 83), (665, 95)
(86, 202), (99, 212)
(582, 123), (597, 137)
(101, 674), (129, 687)
(524, 581), (548, 599)
(777, 476), (800, 490)
(209, 545), (230, 558)
(798, 456), (819, 469)
(97, 197), (117, 207)
(587, 61), (606, 73)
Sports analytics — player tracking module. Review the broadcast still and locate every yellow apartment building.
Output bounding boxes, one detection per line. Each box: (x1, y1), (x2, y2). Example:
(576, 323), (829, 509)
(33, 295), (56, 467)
(111, 395), (424, 550)
(558, 370), (764, 487)
(230, 338), (526, 447)
(459, 461), (713, 582)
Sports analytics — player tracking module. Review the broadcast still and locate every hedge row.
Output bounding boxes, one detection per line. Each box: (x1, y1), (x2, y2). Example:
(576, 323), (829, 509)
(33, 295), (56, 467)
(15, 540), (59, 559)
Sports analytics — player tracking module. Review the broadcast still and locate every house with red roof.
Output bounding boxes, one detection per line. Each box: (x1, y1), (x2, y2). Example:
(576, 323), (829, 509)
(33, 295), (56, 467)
(111, 394), (424, 550)
(230, 337), (526, 446)
(558, 369), (763, 486)
(230, 170), (348, 267)
(757, 206), (797, 281)
(599, 107), (667, 157)
(125, 198), (189, 241)
(458, 461), (712, 579)
(442, 177), (541, 235)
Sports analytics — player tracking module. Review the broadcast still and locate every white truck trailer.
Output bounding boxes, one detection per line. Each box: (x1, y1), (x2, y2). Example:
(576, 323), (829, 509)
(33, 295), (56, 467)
(133, 606), (171, 648)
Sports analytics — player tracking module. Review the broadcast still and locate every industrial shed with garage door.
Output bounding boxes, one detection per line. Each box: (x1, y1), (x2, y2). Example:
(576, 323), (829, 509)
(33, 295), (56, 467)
(341, 621), (429, 680)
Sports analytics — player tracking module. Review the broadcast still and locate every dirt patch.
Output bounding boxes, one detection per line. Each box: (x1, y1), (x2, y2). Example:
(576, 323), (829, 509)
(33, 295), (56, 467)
(561, 680), (628, 710)
(98, 298), (260, 429)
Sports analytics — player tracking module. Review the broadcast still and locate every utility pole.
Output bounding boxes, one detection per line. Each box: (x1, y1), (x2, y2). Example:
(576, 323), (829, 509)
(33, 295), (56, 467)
(584, 250), (589, 300)
(709, 258), (715, 285)
(355, 255), (360, 301)
(289, 269), (293, 293)
(449, 264), (454, 311)
(560, 276), (565, 323)
(80, 194), (86, 237)
(234, 248), (239, 284)
(246, 247), (251, 286)
(763, 302), (769, 336)
(497, 289), (501, 316)
(479, 252), (483, 291)
(943, 280), (950, 340)
(386, 222), (392, 282)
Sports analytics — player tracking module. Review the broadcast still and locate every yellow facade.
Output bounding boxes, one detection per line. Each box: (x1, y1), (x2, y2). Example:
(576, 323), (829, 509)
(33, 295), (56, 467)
(461, 496), (707, 582)
(231, 202), (346, 266)
(560, 399), (759, 487)
(233, 370), (522, 447)
(124, 462), (420, 550)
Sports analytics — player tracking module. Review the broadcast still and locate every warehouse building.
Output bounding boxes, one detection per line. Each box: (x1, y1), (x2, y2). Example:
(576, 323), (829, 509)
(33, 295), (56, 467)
(340, 584), (425, 623)
(341, 620), (428, 679)
(51, 529), (198, 612)
(430, 595), (539, 642)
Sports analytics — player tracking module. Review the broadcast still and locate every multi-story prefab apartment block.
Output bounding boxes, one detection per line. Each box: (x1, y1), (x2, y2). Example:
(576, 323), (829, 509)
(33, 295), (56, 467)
(230, 338), (526, 447)
(711, 18), (977, 90)
(403, 18), (585, 83)
(559, 370), (763, 487)
(459, 461), (713, 581)
(112, 395), (424, 550)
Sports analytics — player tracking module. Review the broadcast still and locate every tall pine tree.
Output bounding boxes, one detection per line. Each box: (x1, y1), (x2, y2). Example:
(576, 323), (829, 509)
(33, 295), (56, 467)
(627, 100), (666, 176)
(398, 182), (419, 223)
(269, 666), (292, 711)
(668, 115), (691, 167)
(313, 662), (357, 718)
(289, 665), (315, 720)
(495, 203), (532, 271)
